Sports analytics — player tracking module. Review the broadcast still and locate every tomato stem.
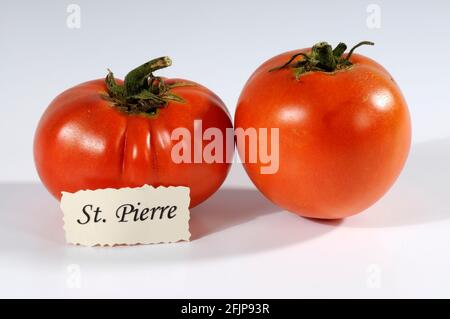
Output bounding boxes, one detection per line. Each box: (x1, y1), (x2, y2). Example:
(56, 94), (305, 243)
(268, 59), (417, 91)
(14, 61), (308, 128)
(104, 57), (190, 115)
(269, 41), (374, 79)
(124, 57), (172, 97)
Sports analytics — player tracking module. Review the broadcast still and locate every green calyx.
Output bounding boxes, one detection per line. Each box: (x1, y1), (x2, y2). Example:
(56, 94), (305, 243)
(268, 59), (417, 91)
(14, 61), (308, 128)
(269, 41), (375, 79)
(104, 57), (191, 115)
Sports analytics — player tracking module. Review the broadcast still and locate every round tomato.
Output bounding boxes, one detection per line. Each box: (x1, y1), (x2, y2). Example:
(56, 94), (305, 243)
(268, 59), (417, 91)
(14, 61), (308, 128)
(235, 42), (411, 219)
(34, 57), (233, 208)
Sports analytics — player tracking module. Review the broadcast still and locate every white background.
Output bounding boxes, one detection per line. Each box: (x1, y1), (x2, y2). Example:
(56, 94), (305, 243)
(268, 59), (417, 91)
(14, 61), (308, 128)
(1, 0), (450, 298)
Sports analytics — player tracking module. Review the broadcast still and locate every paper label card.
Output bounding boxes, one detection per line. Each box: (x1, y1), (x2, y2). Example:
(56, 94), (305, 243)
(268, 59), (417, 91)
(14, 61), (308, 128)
(61, 185), (191, 246)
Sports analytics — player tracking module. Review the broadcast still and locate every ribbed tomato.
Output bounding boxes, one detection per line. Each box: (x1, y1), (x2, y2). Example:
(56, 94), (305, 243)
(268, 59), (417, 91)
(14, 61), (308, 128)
(34, 57), (233, 208)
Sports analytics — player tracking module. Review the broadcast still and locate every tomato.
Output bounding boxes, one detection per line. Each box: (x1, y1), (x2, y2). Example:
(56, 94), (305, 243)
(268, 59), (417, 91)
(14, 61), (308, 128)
(235, 42), (411, 219)
(34, 57), (233, 208)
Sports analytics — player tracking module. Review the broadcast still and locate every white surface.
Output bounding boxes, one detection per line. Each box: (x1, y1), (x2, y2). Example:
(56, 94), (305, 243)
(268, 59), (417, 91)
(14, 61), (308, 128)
(1, 0), (450, 181)
(1, 139), (449, 298)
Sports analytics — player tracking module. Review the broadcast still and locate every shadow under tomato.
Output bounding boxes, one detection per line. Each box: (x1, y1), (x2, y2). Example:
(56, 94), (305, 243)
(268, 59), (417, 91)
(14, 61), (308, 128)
(189, 187), (279, 240)
(0, 181), (339, 263)
(181, 186), (338, 258)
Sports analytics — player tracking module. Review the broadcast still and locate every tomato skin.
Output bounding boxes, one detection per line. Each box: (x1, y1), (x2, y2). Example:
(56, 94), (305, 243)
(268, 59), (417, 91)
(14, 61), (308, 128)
(34, 79), (233, 208)
(235, 50), (411, 219)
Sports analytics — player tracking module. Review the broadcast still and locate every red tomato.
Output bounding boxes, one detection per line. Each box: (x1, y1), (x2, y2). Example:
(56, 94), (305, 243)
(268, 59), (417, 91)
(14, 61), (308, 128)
(34, 57), (233, 208)
(235, 42), (411, 219)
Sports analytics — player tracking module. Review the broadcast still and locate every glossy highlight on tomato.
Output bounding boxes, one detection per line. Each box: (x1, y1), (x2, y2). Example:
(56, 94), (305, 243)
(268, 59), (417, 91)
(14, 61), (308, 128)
(235, 41), (411, 219)
(34, 57), (233, 208)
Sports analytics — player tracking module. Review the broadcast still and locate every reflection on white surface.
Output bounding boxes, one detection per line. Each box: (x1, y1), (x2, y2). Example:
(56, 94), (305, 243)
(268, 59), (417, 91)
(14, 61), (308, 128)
(0, 139), (450, 298)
